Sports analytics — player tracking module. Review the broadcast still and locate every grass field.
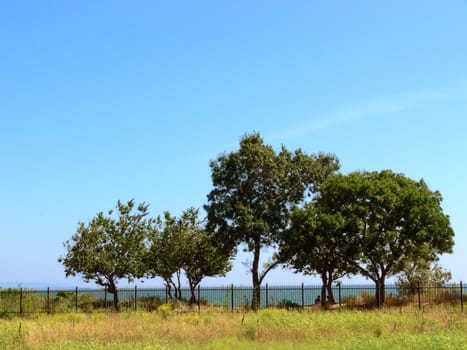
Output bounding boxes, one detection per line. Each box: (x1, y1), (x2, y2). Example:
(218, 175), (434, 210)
(1, 307), (466, 349)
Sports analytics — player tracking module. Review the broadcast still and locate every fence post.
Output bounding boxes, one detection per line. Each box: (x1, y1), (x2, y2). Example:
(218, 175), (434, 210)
(104, 287), (107, 311)
(231, 284), (234, 312)
(265, 284), (269, 308)
(338, 283), (342, 309)
(417, 283), (422, 311)
(75, 286), (79, 312)
(19, 287), (23, 317)
(47, 287), (50, 314)
(461, 281), (464, 313)
(302, 282), (305, 309)
(134, 285), (138, 311)
(197, 285), (201, 313)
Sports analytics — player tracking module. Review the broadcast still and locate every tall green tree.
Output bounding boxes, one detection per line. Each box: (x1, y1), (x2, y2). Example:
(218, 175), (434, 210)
(318, 171), (455, 306)
(279, 204), (356, 305)
(205, 133), (338, 309)
(59, 200), (152, 310)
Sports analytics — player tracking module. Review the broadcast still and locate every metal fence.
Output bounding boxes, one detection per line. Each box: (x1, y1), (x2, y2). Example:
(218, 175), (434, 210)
(0, 283), (465, 316)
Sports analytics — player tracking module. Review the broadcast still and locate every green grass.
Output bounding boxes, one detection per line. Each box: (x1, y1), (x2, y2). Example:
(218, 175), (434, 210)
(0, 308), (466, 349)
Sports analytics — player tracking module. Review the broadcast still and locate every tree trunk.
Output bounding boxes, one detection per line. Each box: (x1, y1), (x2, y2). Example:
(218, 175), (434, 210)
(326, 277), (335, 304)
(380, 279), (386, 306)
(189, 280), (198, 304)
(176, 270), (182, 300)
(251, 243), (261, 310)
(375, 278), (386, 308)
(108, 281), (119, 311)
(165, 281), (173, 299)
(320, 272), (327, 306)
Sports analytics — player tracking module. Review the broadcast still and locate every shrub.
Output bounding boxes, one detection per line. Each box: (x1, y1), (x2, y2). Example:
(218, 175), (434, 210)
(341, 292), (376, 309)
(158, 303), (172, 319)
(138, 296), (164, 312)
(277, 299), (301, 310)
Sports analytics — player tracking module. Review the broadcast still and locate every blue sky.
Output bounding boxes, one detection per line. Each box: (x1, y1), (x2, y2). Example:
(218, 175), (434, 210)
(1, 1), (466, 288)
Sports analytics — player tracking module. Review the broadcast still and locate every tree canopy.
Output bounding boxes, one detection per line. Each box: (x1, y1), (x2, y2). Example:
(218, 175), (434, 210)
(145, 208), (231, 303)
(179, 208), (232, 303)
(58, 200), (152, 309)
(145, 211), (185, 299)
(205, 133), (339, 309)
(279, 203), (356, 305)
(316, 170), (455, 306)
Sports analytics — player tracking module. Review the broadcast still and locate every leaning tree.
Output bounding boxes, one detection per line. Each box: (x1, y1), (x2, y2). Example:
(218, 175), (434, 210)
(59, 200), (152, 310)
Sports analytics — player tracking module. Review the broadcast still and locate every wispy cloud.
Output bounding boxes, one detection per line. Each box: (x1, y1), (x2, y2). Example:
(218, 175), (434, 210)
(268, 79), (467, 141)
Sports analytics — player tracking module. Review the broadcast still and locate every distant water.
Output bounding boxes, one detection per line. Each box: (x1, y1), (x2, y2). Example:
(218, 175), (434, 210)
(0, 281), (74, 289)
(71, 285), (402, 307)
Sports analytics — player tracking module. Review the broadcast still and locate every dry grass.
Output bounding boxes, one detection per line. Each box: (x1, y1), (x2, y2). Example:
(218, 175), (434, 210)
(21, 312), (240, 346)
(1, 307), (466, 349)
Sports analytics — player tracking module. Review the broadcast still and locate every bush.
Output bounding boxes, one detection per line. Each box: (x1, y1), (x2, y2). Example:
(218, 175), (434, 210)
(158, 303), (173, 319)
(277, 299), (301, 310)
(50, 290), (101, 313)
(138, 296), (164, 312)
(0, 288), (44, 315)
(341, 292), (376, 309)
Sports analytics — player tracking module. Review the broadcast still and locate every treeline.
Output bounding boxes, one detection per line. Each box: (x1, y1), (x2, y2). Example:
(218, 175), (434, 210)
(59, 133), (454, 310)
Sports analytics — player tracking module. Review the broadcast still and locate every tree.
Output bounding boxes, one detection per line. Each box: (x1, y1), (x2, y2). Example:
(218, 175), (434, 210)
(278, 203), (356, 305)
(397, 260), (452, 295)
(318, 171), (455, 307)
(59, 200), (151, 310)
(146, 208), (232, 303)
(205, 133), (339, 309)
(179, 208), (232, 303)
(146, 211), (185, 300)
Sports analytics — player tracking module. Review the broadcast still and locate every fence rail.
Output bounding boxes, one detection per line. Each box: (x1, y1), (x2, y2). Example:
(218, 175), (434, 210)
(1, 282), (465, 316)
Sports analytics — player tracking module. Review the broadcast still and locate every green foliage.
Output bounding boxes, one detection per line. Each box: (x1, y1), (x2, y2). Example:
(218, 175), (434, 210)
(137, 296), (163, 312)
(50, 291), (100, 313)
(146, 208), (231, 303)
(146, 211), (185, 299)
(0, 288), (44, 315)
(314, 170), (455, 306)
(205, 132), (339, 308)
(158, 303), (172, 320)
(276, 299), (301, 310)
(397, 261), (452, 295)
(0, 288), (102, 315)
(0, 289), (23, 315)
(179, 208), (232, 302)
(279, 204), (354, 304)
(59, 199), (153, 310)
